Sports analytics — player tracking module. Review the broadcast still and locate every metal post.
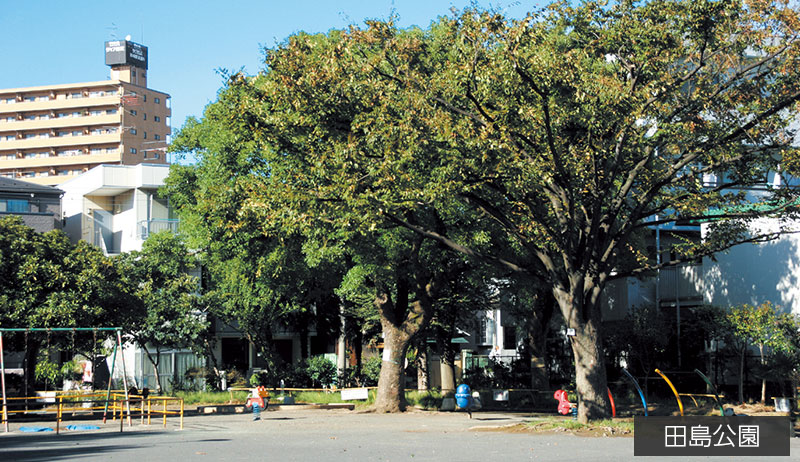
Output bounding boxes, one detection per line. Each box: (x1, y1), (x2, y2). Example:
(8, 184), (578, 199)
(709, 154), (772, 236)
(1, 332), (8, 433)
(103, 333), (119, 423)
(180, 398), (184, 430)
(117, 330), (132, 427)
(162, 398), (167, 428)
(56, 396), (62, 435)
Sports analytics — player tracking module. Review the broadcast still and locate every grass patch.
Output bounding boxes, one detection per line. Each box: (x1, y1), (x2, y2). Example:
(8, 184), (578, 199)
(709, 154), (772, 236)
(405, 390), (443, 410)
(174, 390), (250, 405)
(172, 388), (443, 410)
(527, 417), (634, 435)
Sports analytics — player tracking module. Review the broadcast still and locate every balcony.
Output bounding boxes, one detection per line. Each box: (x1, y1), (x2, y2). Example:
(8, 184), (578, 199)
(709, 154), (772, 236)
(657, 263), (704, 304)
(0, 96), (121, 114)
(138, 219), (180, 239)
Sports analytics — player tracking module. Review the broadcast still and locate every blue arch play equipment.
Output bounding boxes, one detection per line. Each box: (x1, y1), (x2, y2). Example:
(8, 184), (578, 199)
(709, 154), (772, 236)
(621, 369), (648, 416)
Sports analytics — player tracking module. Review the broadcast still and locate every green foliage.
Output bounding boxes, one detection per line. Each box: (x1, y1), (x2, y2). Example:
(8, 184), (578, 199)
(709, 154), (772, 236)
(168, 0), (800, 419)
(115, 232), (208, 392)
(34, 359), (60, 387)
(305, 356), (338, 388)
(0, 216), (129, 332)
(728, 302), (794, 355)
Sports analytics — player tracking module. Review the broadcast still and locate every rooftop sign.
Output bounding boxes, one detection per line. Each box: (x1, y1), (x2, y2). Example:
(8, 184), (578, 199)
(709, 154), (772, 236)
(105, 40), (148, 69)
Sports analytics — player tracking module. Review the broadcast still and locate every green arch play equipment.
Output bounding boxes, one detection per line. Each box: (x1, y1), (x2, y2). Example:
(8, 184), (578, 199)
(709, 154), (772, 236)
(693, 369), (725, 417)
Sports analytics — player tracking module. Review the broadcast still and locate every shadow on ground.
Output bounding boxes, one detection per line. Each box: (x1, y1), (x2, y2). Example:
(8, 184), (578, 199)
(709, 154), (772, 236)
(0, 430), (163, 462)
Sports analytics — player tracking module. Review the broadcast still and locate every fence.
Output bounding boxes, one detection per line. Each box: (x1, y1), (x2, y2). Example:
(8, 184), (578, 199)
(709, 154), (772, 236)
(136, 350), (206, 391)
(463, 354), (520, 370)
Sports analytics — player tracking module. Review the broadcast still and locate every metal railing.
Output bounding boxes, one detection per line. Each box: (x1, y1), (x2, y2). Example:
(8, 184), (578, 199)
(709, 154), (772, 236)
(138, 219), (180, 239)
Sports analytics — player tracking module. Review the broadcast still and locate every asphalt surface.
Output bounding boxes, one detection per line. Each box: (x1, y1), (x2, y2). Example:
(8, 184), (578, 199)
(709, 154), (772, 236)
(0, 408), (797, 461)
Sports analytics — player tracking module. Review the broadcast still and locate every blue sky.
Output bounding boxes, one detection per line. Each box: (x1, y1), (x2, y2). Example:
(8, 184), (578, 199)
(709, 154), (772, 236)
(0, 1), (539, 147)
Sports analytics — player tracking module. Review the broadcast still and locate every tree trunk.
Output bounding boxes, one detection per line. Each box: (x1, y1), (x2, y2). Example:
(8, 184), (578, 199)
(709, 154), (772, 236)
(374, 327), (410, 412)
(337, 310), (347, 382)
(416, 345), (428, 392)
(141, 345), (162, 393)
(440, 356), (455, 393)
(299, 328), (309, 360)
(759, 344), (766, 404)
(528, 291), (554, 389)
(738, 346), (745, 403)
(436, 334), (457, 393)
(372, 271), (434, 412)
(555, 282), (611, 423)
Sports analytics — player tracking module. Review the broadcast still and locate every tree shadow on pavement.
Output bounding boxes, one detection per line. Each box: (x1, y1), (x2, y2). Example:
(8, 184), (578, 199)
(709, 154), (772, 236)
(0, 430), (163, 462)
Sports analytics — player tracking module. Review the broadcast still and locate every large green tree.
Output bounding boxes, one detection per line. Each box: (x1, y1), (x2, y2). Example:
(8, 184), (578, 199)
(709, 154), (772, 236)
(223, 0), (800, 421)
(164, 84), (346, 377)
(117, 232), (208, 392)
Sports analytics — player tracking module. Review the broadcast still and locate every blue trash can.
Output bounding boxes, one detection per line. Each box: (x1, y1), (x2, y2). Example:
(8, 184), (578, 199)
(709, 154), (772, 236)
(455, 384), (472, 409)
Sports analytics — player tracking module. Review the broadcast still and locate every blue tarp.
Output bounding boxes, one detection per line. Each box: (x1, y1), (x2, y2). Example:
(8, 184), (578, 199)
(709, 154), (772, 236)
(65, 425), (100, 431)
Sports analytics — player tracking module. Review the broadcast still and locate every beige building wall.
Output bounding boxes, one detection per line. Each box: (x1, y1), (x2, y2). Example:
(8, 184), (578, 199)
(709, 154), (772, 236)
(0, 73), (170, 185)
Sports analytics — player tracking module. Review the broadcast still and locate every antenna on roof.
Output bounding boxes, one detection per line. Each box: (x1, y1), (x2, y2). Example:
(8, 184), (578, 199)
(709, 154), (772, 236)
(106, 22), (118, 40)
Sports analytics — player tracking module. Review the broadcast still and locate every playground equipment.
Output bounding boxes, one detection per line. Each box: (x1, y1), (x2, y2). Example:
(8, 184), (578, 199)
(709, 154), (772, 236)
(654, 368), (684, 416)
(0, 327), (129, 433)
(621, 369), (648, 416)
(553, 388), (616, 419)
(693, 369), (725, 416)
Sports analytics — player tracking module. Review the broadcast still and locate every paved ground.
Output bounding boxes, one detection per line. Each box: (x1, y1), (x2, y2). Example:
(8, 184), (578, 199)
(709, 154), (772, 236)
(0, 408), (797, 461)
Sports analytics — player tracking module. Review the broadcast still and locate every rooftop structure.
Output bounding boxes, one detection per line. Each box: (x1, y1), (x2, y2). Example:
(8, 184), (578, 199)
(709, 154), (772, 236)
(60, 163), (175, 255)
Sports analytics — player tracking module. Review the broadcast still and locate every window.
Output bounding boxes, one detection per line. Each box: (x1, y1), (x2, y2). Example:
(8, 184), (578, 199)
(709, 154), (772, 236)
(154, 116), (160, 122)
(154, 97), (160, 104)
(106, 109), (117, 115)
(130, 110), (137, 116)
(0, 199), (33, 213)
(154, 134), (161, 141)
(143, 113), (146, 121)
(25, 96), (36, 102)
(71, 130), (82, 137)
(130, 148), (137, 154)
(143, 132), (147, 139)
(90, 110), (103, 116)
(143, 95), (147, 102)
(130, 128), (137, 135)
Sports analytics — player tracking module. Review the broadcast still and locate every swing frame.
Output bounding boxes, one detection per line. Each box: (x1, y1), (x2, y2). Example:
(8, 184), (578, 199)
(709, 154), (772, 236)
(0, 327), (127, 433)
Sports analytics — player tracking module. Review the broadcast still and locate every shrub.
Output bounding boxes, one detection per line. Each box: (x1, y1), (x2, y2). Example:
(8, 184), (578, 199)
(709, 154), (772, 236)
(306, 356), (337, 388)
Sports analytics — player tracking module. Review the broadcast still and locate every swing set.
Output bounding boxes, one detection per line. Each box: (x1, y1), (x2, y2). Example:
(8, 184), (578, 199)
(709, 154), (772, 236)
(0, 327), (133, 433)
